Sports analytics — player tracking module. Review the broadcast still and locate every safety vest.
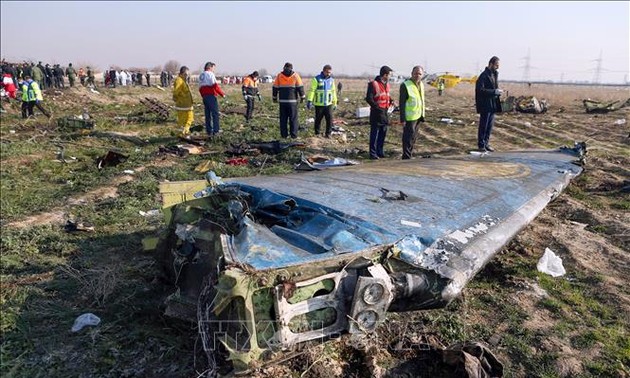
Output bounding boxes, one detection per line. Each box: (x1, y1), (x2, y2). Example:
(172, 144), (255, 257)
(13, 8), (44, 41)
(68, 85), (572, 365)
(242, 76), (259, 96)
(371, 80), (391, 109)
(21, 80), (43, 102)
(308, 73), (337, 106)
(273, 71), (304, 103)
(403, 79), (425, 121)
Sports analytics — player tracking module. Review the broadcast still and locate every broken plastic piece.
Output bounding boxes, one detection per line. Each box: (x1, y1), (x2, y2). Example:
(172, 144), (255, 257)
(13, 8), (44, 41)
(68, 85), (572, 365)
(71, 313), (101, 332)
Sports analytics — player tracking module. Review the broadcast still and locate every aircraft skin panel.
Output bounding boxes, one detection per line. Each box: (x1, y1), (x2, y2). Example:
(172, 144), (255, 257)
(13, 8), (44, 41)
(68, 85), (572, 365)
(224, 149), (583, 273)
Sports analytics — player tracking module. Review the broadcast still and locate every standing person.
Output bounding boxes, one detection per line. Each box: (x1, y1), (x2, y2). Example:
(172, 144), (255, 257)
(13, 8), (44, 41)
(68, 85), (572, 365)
(475, 56), (503, 152)
(198, 61), (226, 137)
(365, 65), (394, 159)
(78, 67), (86, 86)
(66, 63), (77, 87)
(307, 64), (338, 137)
(337, 81), (343, 95)
(137, 72), (143, 86)
(86, 66), (95, 87)
(399, 66), (426, 159)
(272, 62), (305, 139)
(44, 64), (53, 89)
(20, 75), (51, 118)
(172, 66), (194, 137)
(32, 63), (44, 89)
(36, 62), (46, 88)
(55, 64), (65, 88)
(437, 78), (445, 96)
(242, 71), (261, 123)
(145, 72), (150, 87)
(2, 71), (17, 101)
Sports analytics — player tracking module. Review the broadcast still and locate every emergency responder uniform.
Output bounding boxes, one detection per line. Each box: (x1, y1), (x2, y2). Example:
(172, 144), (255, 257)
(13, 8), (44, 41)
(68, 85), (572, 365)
(272, 63), (305, 139)
(399, 78), (425, 159)
(173, 70), (194, 136)
(242, 71), (261, 122)
(307, 67), (337, 137)
(20, 77), (50, 118)
(365, 66), (394, 159)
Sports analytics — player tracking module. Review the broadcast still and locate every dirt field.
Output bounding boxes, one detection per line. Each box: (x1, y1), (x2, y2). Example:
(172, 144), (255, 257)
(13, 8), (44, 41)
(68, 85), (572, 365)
(1, 79), (628, 377)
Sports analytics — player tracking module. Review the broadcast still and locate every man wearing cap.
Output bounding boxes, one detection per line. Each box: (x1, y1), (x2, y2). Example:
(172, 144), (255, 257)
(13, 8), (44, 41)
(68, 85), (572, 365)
(199, 61), (226, 137)
(365, 65), (394, 159)
(272, 62), (305, 139)
(242, 71), (262, 123)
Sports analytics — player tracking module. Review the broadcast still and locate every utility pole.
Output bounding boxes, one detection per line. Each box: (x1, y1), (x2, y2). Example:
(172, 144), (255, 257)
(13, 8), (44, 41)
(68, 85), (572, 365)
(521, 48), (531, 83)
(592, 50), (603, 84)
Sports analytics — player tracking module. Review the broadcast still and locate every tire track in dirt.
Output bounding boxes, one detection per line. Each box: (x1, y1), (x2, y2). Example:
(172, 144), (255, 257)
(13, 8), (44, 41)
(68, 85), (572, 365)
(491, 127), (539, 149)
(421, 124), (468, 149)
(546, 115), (630, 147)
(5, 163), (163, 229)
(494, 121), (563, 148)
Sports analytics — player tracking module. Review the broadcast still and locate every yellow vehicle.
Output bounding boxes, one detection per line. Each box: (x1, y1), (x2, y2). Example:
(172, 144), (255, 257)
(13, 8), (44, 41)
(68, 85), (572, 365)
(425, 72), (478, 89)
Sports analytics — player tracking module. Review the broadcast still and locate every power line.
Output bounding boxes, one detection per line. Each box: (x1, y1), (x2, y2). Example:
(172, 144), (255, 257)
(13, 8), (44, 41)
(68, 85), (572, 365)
(520, 48), (531, 82)
(592, 50), (603, 84)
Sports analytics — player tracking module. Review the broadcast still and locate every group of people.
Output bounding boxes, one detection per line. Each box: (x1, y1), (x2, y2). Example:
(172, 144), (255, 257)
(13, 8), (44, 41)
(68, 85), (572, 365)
(172, 56), (503, 159)
(104, 69), (151, 88)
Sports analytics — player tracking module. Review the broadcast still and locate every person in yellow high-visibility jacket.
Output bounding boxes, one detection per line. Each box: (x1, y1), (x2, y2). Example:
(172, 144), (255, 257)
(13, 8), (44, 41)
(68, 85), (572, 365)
(20, 75), (51, 118)
(172, 66), (194, 136)
(399, 66), (426, 159)
(306, 64), (337, 137)
(437, 78), (445, 96)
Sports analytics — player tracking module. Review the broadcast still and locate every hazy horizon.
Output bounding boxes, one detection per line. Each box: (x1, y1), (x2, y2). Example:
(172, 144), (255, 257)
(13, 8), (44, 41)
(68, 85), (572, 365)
(1, 1), (628, 84)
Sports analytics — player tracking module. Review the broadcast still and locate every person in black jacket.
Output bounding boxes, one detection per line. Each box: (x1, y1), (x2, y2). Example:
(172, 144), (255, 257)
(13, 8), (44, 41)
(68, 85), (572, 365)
(475, 56), (503, 152)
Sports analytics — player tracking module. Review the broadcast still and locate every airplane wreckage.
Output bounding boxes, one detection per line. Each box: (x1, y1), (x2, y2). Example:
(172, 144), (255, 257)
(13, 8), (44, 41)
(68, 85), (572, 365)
(147, 143), (586, 372)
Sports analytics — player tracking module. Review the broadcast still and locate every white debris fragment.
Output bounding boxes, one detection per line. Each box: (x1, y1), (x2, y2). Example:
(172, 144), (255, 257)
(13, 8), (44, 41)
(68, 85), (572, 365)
(537, 248), (566, 277)
(614, 118), (626, 125)
(400, 219), (422, 228)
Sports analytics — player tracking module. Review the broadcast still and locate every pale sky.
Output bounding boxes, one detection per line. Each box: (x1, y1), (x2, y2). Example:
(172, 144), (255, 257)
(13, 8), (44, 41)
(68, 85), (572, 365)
(1, 1), (629, 83)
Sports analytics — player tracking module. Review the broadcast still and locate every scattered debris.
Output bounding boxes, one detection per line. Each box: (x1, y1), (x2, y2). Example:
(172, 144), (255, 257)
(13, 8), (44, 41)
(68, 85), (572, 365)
(57, 117), (95, 130)
(440, 118), (454, 124)
(139, 209), (161, 217)
(614, 118), (626, 125)
(71, 313), (101, 332)
(194, 160), (220, 173)
(123, 169), (135, 175)
(226, 157), (249, 166)
(537, 247), (566, 277)
(582, 98), (630, 114)
(294, 154), (359, 171)
(96, 150), (128, 169)
(226, 140), (305, 156)
(115, 97), (170, 123)
(400, 219), (421, 227)
(380, 187), (408, 200)
(64, 220), (95, 233)
(356, 107), (370, 118)
(515, 96), (548, 113)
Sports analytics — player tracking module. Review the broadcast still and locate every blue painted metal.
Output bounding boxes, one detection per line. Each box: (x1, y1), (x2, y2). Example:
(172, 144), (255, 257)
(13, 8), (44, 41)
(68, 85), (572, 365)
(225, 148), (583, 280)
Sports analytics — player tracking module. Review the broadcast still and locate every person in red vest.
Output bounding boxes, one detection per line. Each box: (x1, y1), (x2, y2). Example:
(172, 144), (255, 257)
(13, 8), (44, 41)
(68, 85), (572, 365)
(365, 66), (394, 159)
